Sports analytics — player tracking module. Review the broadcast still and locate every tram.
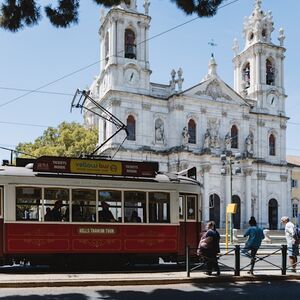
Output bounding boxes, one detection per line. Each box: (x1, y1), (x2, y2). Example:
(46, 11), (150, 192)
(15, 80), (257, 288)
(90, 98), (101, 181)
(0, 156), (202, 268)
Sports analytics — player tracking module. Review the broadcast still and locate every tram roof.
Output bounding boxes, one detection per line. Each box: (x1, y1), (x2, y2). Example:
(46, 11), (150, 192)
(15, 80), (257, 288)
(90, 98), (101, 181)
(0, 165), (200, 185)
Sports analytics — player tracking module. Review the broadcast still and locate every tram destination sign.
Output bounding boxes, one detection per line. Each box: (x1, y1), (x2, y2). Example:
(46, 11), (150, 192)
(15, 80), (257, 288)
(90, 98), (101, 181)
(33, 156), (159, 178)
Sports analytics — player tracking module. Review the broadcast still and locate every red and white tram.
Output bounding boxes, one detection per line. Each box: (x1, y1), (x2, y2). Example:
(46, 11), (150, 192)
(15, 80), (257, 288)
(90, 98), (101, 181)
(0, 156), (202, 267)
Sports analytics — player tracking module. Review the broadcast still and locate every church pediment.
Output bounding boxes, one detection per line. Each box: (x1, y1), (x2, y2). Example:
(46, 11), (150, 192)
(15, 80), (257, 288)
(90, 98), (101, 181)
(195, 79), (232, 101)
(182, 78), (248, 106)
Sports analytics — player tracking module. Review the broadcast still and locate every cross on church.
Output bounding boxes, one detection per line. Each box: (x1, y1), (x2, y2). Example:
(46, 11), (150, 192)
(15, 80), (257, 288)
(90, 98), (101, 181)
(208, 39), (218, 56)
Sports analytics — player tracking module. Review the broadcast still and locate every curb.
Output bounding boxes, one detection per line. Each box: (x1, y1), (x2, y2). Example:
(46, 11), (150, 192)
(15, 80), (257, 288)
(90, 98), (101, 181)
(0, 274), (299, 288)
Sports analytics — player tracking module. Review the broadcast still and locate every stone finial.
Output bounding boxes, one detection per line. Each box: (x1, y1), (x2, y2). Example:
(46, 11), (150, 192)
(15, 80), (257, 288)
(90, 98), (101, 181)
(278, 27), (285, 46)
(100, 9), (105, 25)
(177, 68), (184, 92)
(170, 69), (176, 92)
(262, 229), (272, 244)
(255, 0), (262, 10)
(143, 0), (150, 15)
(170, 69), (184, 93)
(232, 38), (239, 56)
(171, 69), (176, 80)
(208, 54), (218, 77)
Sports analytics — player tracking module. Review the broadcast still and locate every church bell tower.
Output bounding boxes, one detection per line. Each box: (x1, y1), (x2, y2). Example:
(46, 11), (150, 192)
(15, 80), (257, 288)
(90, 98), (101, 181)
(98, 0), (151, 95)
(233, 0), (286, 115)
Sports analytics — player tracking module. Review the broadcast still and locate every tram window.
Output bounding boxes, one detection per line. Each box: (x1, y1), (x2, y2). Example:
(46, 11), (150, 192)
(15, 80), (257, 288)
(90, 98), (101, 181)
(16, 187), (42, 221)
(71, 189), (96, 222)
(179, 196), (184, 220)
(44, 188), (69, 222)
(99, 190), (121, 222)
(124, 191), (146, 223)
(186, 196), (196, 220)
(149, 192), (170, 223)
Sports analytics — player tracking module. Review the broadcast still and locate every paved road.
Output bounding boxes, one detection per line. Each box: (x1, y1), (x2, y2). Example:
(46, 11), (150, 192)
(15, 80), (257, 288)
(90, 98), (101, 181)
(0, 281), (299, 299)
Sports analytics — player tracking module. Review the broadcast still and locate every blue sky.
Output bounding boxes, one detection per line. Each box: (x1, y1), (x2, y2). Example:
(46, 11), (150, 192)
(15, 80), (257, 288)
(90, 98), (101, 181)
(1, 0), (300, 162)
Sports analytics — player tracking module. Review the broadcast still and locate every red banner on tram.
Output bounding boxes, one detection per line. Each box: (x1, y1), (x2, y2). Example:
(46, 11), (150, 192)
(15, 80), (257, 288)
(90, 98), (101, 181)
(33, 156), (158, 178)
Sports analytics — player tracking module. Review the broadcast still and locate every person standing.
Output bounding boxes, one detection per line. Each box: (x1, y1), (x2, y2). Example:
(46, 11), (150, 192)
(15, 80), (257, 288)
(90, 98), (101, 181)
(197, 221), (220, 276)
(281, 216), (299, 272)
(243, 216), (264, 275)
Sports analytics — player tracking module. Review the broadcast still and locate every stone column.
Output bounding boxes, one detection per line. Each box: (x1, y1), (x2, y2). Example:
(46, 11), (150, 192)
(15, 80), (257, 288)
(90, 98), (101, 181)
(225, 166), (231, 208)
(111, 17), (118, 57)
(243, 168), (253, 228)
(280, 53), (285, 89)
(255, 50), (261, 85)
(138, 22), (144, 62)
(257, 172), (267, 227)
(145, 24), (150, 69)
(202, 164), (211, 223)
(280, 174), (288, 222)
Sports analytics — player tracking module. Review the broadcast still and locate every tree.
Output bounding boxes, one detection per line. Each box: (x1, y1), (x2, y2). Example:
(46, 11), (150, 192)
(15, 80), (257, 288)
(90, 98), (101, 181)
(0, 0), (224, 32)
(16, 122), (98, 158)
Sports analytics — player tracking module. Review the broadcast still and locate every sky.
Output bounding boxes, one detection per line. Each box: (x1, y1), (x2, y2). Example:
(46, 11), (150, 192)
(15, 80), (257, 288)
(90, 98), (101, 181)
(1, 0), (300, 163)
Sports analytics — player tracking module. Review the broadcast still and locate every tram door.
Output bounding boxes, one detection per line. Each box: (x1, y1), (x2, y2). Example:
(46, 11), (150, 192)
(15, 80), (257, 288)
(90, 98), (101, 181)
(0, 187), (3, 257)
(178, 194), (200, 256)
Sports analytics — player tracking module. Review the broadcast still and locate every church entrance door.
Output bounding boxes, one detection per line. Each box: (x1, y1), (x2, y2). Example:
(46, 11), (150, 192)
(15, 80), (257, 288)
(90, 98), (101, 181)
(232, 195), (241, 229)
(268, 198), (278, 229)
(209, 193), (220, 228)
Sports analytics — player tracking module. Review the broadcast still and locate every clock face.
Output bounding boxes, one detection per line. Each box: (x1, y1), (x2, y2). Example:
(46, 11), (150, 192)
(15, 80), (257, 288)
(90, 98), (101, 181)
(124, 68), (139, 85)
(267, 94), (277, 107)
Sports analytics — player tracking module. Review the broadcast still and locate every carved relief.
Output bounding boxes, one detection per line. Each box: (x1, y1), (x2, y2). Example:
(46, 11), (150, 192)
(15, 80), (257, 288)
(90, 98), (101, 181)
(243, 168), (253, 176)
(280, 175), (288, 182)
(257, 172), (267, 180)
(205, 119), (221, 149)
(196, 79), (232, 101)
(142, 103), (151, 110)
(111, 99), (121, 106)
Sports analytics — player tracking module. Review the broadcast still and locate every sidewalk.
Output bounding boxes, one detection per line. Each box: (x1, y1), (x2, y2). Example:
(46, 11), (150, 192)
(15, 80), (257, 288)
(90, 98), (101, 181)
(0, 270), (299, 288)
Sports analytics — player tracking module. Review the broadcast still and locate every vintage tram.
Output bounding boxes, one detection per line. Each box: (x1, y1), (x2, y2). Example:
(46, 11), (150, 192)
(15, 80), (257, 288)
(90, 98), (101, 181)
(0, 156), (202, 268)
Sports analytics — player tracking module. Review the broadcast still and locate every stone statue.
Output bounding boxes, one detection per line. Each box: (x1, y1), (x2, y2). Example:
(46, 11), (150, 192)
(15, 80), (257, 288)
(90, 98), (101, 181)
(155, 119), (164, 143)
(245, 132), (254, 157)
(182, 126), (190, 145)
(207, 119), (221, 149)
(224, 132), (231, 151)
(203, 129), (211, 149)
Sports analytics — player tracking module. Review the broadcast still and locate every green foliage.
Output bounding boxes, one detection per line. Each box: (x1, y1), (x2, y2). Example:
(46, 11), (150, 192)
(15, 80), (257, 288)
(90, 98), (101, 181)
(171, 0), (224, 17)
(0, 0), (41, 31)
(16, 122), (98, 158)
(0, 0), (223, 32)
(45, 0), (79, 28)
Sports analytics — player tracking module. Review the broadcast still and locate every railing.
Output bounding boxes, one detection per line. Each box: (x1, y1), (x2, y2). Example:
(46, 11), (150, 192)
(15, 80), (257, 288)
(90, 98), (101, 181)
(186, 244), (299, 277)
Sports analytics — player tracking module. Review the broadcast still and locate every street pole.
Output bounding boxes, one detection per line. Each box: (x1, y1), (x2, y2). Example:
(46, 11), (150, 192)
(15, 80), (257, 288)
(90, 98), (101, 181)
(230, 159), (233, 244)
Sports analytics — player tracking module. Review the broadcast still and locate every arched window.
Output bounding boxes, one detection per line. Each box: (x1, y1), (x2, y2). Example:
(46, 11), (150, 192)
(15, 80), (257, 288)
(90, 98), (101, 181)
(105, 32), (109, 59)
(125, 29), (136, 59)
(231, 125), (238, 149)
(127, 115), (136, 141)
(269, 134), (276, 156)
(266, 59), (275, 85)
(242, 63), (250, 88)
(188, 119), (196, 144)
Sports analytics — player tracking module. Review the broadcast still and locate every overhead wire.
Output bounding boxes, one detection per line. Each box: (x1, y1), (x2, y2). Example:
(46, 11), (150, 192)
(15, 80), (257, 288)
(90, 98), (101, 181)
(0, 0), (240, 109)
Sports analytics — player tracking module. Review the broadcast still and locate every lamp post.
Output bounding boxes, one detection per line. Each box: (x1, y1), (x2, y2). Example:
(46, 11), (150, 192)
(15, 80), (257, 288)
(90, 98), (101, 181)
(221, 152), (241, 246)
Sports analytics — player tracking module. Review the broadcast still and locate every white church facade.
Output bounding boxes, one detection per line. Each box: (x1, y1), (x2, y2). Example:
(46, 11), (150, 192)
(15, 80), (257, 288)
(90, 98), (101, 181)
(84, 0), (291, 229)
